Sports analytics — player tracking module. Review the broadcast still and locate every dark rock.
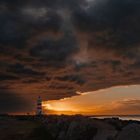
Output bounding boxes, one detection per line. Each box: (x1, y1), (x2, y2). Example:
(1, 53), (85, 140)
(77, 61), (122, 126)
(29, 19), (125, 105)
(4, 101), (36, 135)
(116, 123), (140, 140)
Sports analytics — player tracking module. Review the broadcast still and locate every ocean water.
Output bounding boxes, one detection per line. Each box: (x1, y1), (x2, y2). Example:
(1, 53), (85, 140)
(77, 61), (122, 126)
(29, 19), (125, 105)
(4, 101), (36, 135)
(92, 115), (140, 121)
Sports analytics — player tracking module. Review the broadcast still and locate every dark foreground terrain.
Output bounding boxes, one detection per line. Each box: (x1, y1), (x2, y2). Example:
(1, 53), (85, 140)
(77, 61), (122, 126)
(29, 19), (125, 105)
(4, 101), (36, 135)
(0, 115), (140, 140)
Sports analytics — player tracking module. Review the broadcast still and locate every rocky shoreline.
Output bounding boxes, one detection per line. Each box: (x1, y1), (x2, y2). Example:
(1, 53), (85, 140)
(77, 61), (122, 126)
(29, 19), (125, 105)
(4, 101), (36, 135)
(0, 115), (140, 140)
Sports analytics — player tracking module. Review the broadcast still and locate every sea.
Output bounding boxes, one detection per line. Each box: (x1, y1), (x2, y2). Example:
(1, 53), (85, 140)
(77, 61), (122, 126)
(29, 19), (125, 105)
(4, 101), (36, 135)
(91, 115), (140, 121)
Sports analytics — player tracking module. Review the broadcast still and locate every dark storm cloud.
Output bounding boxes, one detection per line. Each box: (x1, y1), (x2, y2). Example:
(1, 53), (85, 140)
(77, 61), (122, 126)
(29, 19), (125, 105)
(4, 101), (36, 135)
(130, 61), (140, 69)
(0, 73), (18, 81)
(0, 0), (140, 113)
(0, 0), (85, 49)
(56, 74), (85, 85)
(0, 1), (65, 47)
(7, 63), (44, 76)
(30, 33), (78, 64)
(74, 0), (140, 29)
(21, 9), (62, 32)
(0, 6), (30, 47)
(6, 0), (86, 9)
(73, 0), (140, 54)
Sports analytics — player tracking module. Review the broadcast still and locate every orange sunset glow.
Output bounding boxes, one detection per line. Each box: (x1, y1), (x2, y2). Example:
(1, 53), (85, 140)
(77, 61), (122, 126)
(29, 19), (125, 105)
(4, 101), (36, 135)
(42, 85), (140, 115)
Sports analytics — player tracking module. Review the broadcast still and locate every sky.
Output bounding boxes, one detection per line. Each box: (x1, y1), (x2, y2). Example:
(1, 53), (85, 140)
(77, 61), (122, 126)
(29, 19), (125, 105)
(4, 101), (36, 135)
(0, 0), (140, 115)
(43, 85), (140, 115)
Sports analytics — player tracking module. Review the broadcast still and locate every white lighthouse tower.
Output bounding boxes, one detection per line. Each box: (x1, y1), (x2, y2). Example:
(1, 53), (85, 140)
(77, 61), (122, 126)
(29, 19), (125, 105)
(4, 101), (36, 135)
(36, 96), (42, 116)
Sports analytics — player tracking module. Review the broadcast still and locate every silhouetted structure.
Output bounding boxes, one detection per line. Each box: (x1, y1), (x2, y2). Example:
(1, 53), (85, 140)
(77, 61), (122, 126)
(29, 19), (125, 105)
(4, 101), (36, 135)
(36, 96), (42, 116)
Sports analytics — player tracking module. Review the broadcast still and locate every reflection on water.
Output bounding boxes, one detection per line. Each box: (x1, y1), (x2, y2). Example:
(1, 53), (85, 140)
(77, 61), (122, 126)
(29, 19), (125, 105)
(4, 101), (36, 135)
(92, 115), (140, 121)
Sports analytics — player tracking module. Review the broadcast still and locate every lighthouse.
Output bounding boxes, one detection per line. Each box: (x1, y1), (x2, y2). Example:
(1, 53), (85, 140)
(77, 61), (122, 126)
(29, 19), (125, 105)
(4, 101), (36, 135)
(36, 96), (42, 116)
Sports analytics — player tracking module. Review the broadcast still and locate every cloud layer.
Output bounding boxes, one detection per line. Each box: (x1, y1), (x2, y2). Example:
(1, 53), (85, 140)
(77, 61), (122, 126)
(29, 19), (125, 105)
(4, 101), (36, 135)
(0, 0), (140, 113)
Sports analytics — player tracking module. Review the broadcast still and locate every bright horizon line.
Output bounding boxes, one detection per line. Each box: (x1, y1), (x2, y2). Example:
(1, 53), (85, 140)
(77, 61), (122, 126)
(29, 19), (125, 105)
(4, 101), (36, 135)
(42, 84), (140, 115)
